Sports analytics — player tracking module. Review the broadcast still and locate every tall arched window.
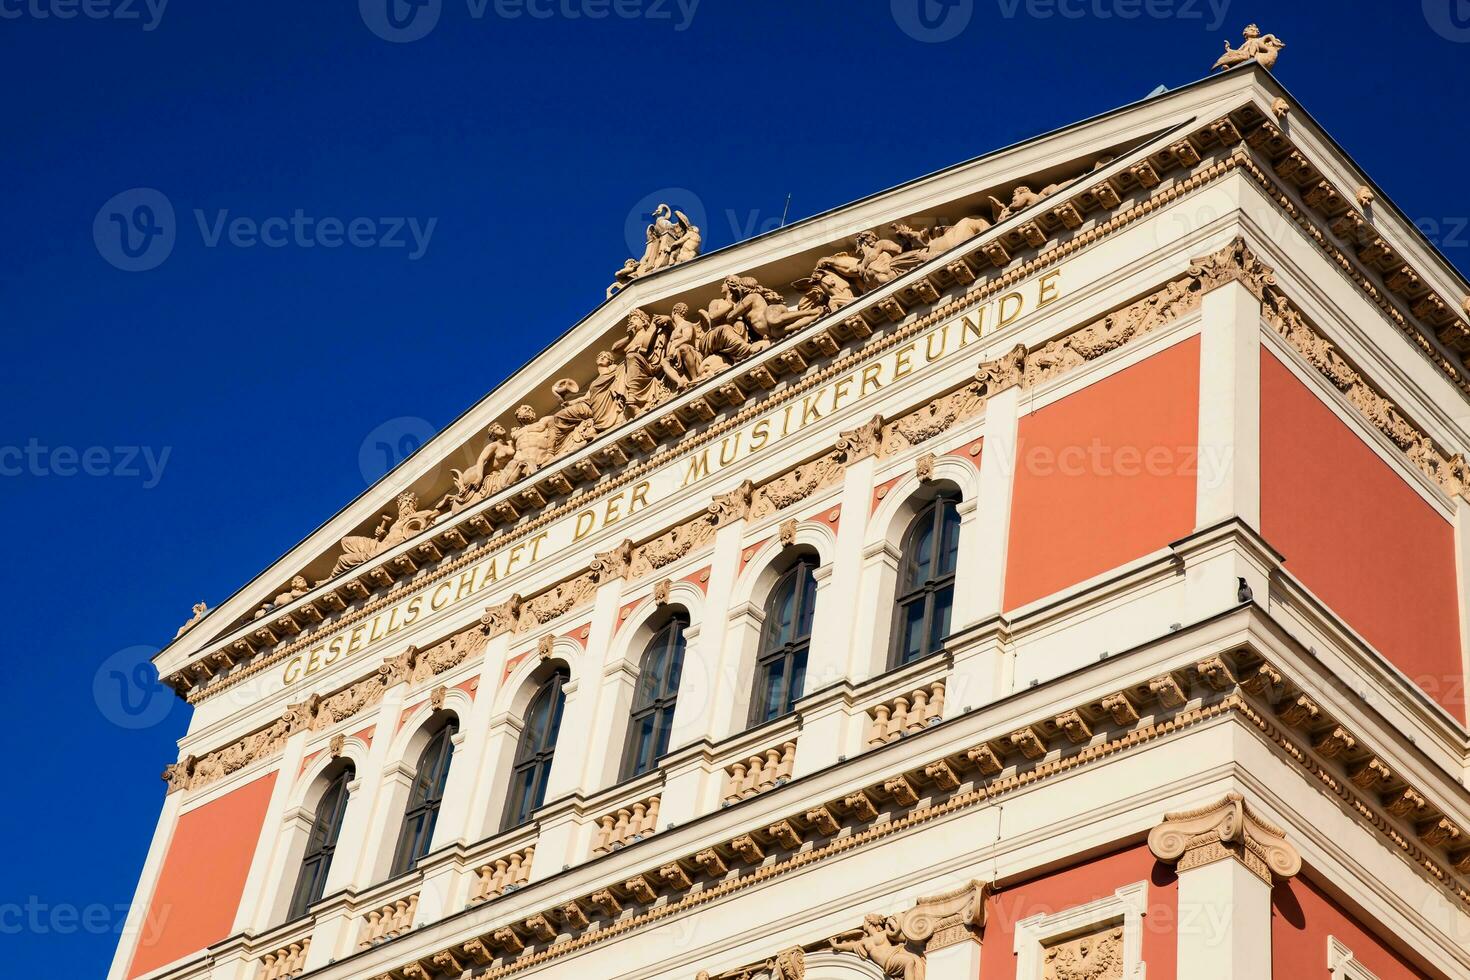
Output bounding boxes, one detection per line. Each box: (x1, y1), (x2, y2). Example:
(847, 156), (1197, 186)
(622, 612), (689, 779)
(502, 670), (568, 831)
(390, 719), (457, 876)
(287, 765), (353, 919)
(750, 555), (818, 727)
(892, 492), (962, 667)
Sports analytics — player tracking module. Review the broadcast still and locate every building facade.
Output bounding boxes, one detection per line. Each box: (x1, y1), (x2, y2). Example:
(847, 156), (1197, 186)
(114, 59), (1470, 980)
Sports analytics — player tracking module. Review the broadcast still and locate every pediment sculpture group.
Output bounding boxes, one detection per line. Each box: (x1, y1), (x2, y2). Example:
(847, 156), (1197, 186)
(257, 165), (1110, 615)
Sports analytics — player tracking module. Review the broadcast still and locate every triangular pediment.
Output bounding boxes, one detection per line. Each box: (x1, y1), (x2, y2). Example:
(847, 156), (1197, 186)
(158, 65), (1470, 690)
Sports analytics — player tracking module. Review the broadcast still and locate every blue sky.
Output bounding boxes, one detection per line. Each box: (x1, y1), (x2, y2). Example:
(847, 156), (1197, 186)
(2, 0), (1468, 972)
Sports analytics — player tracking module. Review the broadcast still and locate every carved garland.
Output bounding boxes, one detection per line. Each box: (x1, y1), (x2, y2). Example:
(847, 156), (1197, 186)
(350, 647), (1470, 980)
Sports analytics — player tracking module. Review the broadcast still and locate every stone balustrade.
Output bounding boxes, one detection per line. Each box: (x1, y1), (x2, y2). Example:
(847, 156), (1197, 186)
(470, 845), (535, 904)
(865, 681), (945, 748)
(591, 796), (661, 855)
(721, 742), (797, 806)
(357, 893), (418, 949)
(259, 938), (310, 980)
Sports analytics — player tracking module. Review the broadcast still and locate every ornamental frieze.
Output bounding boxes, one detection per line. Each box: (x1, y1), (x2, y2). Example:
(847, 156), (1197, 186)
(342, 634), (1470, 980)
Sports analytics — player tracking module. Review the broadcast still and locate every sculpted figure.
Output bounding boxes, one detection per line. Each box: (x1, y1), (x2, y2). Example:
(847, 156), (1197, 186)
(796, 256), (863, 314)
(332, 492), (437, 576)
(892, 215), (992, 259)
(611, 204), (703, 295)
(989, 180), (1072, 223)
(830, 914), (925, 980)
(614, 308), (673, 413)
(500, 404), (561, 484)
(607, 258), (641, 297)
(854, 230), (919, 289)
(440, 423), (514, 514)
(658, 303), (707, 389)
(255, 575), (310, 619)
(719, 275), (823, 341)
(1213, 24), (1285, 72)
(175, 601), (209, 639)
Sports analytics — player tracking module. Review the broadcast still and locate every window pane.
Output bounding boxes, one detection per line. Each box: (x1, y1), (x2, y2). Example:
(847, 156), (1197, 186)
(909, 515), (935, 586)
(795, 566), (817, 638)
(653, 706), (674, 765)
(936, 498), (961, 576)
(929, 584), (954, 654)
(787, 649), (808, 714)
(759, 657), (786, 725)
(898, 599), (925, 665)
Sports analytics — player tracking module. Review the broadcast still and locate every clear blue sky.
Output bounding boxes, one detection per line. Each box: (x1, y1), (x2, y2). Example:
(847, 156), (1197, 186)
(2, 1), (1467, 972)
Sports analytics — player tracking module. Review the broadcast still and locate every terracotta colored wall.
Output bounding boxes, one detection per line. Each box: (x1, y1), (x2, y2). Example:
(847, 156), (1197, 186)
(1260, 350), (1465, 722)
(1005, 337), (1200, 610)
(128, 773), (277, 978)
(979, 845), (1177, 980)
(1273, 874), (1440, 979)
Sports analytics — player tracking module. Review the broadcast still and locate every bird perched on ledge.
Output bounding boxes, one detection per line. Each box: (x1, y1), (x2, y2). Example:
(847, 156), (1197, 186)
(1213, 24), (1286, 73)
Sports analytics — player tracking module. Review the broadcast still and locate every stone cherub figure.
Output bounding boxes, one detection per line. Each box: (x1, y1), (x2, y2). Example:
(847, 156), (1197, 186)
(331, 492), (437, 576)
(254, 575), (311, 619)
(174, 601), (209, 638)
(1212, 24), (1285, 72)
(608, 203), (702, 296)
(829, 914), (925, 980)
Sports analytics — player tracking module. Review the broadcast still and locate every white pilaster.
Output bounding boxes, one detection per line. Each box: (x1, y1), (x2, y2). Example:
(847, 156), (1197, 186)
(810, 452), (879, 688)
(353, 679), (411, 885)
(925, 935), (984, 980)
(573, 577), (634, 790)
(106, 788), (183, 980)
(1175, 854), (1274, 979)
(463, 632), (515, 841)
(684, 516), (749, 745)
(234, 733), (310, 933)
(1196, 281), (1262, 530)
(963, 383), (1021, 626)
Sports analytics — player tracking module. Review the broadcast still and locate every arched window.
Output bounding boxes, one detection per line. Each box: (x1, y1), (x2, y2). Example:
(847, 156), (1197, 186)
(750, 555), (818, 727)
(390, 720), (457, 876)
(287, 765), (353, 919)
(622, 612), (689, 779)
(502, 670), (568, 831)
(892, 492), (962, 667)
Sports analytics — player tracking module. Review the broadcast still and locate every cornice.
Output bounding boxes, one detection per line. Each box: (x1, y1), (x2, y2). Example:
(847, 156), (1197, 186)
(291, 627), (1470, 980)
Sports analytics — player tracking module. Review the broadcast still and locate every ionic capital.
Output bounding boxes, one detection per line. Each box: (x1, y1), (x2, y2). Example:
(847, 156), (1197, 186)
(1147, 792), (1301, 885)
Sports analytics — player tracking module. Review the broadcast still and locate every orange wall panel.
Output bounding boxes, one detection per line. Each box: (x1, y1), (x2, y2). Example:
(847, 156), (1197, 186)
(979, 845), (1177, 980)
(128, 772), (277, 978)
(1260, 351), (1464, 722)
(1005, 338), (1200, 610)
(1273, 874), (1441, 979)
